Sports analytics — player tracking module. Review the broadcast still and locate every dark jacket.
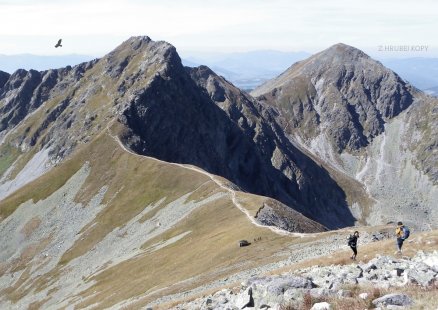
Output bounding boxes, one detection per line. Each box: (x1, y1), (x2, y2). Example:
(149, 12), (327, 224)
(348, 235), (358, 248)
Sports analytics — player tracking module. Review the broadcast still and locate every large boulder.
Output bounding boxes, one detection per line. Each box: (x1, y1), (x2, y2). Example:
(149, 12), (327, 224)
(244, 275), (314, 308)
(405, 268), (437, 287)
(302, 264), (363, 289)
(413, 251), (438, 271)
(372, 293), (413, 307)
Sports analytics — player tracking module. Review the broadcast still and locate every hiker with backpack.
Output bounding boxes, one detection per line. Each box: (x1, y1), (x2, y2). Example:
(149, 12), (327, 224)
(395, 221), (410, 254)
(348, 231), (359, 260)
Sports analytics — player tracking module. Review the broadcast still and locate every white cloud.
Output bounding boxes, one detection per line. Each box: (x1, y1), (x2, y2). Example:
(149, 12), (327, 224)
(0, 0), (437, 55)
(0, 0), (265, 36)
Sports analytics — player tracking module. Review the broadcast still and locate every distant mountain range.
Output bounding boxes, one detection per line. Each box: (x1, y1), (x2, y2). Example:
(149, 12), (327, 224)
(0, 54), (95, 73)
(2, 52), (438, 95)
(380, 57), (438, 90)
(181, 50), (311, 90)
(187, 54), (438, 93)
(424, 85), (438, 96)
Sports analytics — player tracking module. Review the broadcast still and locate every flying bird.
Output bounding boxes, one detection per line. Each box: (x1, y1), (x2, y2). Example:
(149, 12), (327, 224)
(55, 39), (62, 48)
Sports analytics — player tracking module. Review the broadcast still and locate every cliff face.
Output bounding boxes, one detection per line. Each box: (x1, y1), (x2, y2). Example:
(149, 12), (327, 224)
(119, 49), (354, 228)
(253, 43), (438, 228)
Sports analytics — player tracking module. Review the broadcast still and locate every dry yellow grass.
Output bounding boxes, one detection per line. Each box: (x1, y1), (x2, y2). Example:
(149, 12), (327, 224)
(1, 103), (436, 310)
(75, 193), (300, 309)
(59, 132), (212, 266)
(1, 125), (290, 308)
(0, 143), (21, 177)
(0, 268), (32, 303)
(27, 298), (51, 310)
(271, 229), (438, 276)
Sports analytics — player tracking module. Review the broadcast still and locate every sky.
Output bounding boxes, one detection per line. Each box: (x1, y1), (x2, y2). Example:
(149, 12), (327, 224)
(0, 0), (437, 57)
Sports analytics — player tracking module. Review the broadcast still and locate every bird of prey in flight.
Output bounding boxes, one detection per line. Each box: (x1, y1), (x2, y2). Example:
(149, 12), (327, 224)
(55, 39), (62, 48)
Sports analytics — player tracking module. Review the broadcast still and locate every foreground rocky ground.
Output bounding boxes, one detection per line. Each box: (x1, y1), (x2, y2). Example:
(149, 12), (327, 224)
(172, 251), (438, 310)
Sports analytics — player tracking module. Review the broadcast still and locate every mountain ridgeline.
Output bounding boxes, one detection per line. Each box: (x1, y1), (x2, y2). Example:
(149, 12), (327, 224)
(1, 37), (437, 230)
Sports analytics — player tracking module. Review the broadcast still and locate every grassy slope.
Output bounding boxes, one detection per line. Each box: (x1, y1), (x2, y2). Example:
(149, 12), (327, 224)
(3, 126), (436, 309)
(0, 143), (21, 178)
(76, 193), (303, 308)
(1, 126), (310, 308)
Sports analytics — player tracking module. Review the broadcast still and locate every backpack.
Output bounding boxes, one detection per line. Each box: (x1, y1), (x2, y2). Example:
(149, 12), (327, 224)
(402, 226), (410, 239)
(347, 235), (356, 246)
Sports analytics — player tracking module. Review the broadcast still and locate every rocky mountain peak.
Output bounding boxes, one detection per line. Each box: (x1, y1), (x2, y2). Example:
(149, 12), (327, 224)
(103, 36), (182, 79)
(253, 43), (416, 153)
(317, 42), (369, 61)
(252, 43), (437, 227)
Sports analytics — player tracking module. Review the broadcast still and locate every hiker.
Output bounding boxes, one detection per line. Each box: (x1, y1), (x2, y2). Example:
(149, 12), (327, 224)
(395, 221), (410, 254)
(348, 231), (359, 260)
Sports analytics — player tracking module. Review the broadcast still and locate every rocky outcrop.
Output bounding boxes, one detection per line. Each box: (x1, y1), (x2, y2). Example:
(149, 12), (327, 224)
(372, 293), (413, 308)
(255, 199), (327, 232)
(174, 251), (438, 309)
(0, 62), (96, 134)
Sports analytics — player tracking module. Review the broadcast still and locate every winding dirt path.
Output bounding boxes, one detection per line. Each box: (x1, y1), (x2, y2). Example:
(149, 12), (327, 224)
(105, 126), (303, 237)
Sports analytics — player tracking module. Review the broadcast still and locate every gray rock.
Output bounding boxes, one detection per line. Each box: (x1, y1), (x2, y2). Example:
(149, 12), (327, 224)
(234, 287), (253, 309)
(344, 265), (363, 280)
(362, 261), (377, 272)
(309, 288), (336, 298)
(217, 295), (229, 304)
(405, 269), (437, 287)
(386, 305), (406, 310)
(372, 293), (413, 307)
(365, 272), (378, 281)
(246, 275), (315, 308)
(310, 302), (332, 310)
(357, 277), (371, 285)
(248, 275), (314, 292)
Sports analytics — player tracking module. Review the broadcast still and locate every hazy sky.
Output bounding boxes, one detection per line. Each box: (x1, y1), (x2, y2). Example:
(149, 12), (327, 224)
(1, 0), (437, 57)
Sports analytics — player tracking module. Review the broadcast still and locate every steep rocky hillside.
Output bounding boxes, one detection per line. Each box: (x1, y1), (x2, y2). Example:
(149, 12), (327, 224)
(253, 43), (438, 229)
(0, 36), (337, 309)
(0, 128), (325, 309)
(185, 65), (353, 227)
(0, 37), (354, 229)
